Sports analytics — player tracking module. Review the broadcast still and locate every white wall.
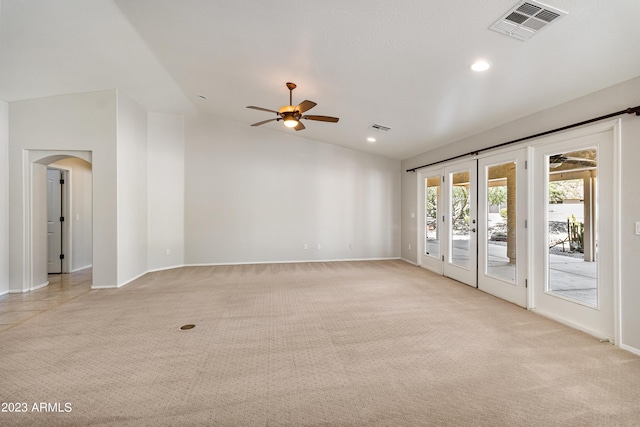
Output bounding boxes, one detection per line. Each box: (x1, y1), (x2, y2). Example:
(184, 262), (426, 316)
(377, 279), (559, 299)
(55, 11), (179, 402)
(185, 114), (401, 265)
(9, 90), (118, 290)
(50, 157), (93, 271)
(401, 75), (640, 352)
(147, 112), (185, 271)
(116, 92), (148, 285)
(0, 100), (9, 295)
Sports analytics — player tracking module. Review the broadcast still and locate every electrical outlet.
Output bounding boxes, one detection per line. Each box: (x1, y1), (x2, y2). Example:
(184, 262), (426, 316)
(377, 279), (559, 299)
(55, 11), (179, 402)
(349, 243), (352, 249)
(317, 243), (322, 250)
(303, 244), (308, 250)
(408, 244), (411, 250)
(166, 249), (171, 255)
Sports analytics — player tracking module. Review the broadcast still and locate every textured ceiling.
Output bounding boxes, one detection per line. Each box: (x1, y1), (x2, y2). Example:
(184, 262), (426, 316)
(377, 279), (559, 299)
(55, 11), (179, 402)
(1, 0), (639, 160)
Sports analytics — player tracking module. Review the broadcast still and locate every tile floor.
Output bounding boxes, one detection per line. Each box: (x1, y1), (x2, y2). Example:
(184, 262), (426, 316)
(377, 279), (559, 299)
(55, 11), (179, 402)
(0, 268), (93, 332)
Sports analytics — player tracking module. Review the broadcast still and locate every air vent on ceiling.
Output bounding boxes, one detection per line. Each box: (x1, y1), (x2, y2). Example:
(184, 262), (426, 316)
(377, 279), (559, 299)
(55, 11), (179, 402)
(490, 1), (567, 41)
(370, 123), (391, 132)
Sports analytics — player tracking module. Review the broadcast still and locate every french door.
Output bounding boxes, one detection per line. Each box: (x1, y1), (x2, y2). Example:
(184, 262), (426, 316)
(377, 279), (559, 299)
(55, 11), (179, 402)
(443, 161), (477, 285)
(418, 160), (477, 287)
(417, 124), (617, 339)
(531, 129), (615, 340)
(477, 149), (528, 307)
(418, 153), (527, 304)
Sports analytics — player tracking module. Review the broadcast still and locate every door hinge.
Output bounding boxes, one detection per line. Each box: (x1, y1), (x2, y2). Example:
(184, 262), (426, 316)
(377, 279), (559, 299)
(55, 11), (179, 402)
(525, 279), (528, 288)
(524, 160), (528, 170)
(60, 178), (65, 184)
(60, 216), (65, 222)
(442, 215), (445, 222)
(524, 219), (527, 228)
(442, 175), (445, 182)
(442, 255), (444, 262)
(59, 254), (65, 260)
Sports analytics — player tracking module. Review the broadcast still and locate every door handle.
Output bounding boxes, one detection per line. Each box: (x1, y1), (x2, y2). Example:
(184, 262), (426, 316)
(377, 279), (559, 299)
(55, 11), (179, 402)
(471, 228), (476, 233)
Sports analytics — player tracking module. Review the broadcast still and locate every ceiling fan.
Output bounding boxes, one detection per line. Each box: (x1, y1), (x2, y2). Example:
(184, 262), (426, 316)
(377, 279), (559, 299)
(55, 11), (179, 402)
(549, 154), (597, 168)
(247, 82), (339, 131)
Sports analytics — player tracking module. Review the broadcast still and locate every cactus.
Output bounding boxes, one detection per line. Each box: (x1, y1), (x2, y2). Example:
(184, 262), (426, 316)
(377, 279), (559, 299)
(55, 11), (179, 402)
(567, 214), (584, 253)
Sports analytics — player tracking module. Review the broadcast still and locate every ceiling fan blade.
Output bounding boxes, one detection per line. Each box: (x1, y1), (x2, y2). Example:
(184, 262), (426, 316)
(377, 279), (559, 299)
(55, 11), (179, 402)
(294, 121), (306, 131)
(247, 106), (279, 114)
(564, 156), (596, 163)
(251, 118), (278, 127)
(295, 100), (317, 114)
(303, 115), (339, 123)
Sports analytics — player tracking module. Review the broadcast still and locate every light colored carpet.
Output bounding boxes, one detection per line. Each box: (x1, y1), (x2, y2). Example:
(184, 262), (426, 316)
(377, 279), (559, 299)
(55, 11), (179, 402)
(1, 260), (639, 426)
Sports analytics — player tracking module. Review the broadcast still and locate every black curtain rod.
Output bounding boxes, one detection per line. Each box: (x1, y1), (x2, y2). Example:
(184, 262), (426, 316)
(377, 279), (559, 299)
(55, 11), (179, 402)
(406, 105), (640, 173)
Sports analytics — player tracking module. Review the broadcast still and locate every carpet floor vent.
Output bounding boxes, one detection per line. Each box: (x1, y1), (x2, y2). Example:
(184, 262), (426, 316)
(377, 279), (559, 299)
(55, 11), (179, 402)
(490, 1), (567, 41)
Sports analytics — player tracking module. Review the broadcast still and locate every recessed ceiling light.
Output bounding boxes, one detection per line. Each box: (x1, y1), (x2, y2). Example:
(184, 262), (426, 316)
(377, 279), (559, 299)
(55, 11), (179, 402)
(367, 137), (376, 143)
(471, 60), (491, 72)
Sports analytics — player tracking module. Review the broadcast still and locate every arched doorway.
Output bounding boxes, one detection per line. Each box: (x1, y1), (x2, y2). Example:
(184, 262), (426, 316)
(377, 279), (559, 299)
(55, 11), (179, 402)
(24, 150), (93, 291)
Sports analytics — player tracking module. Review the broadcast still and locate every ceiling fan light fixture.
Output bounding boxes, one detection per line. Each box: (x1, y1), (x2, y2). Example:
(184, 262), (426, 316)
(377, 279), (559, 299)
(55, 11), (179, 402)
(283, 118), (299, 128)
(247, 82), (339, 131)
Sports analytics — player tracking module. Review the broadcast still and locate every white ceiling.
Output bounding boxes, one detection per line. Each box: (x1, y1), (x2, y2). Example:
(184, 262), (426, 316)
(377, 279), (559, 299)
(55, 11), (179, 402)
(1, 0), (639, 160)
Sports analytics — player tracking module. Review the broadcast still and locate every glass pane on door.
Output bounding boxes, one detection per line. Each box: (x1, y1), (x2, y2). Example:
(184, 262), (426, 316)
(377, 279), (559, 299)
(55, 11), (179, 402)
(450, 170), (471, 268)
(485, 162), (516, 283)
(546, 148), (598, 306)
(425, 176), (440, 258)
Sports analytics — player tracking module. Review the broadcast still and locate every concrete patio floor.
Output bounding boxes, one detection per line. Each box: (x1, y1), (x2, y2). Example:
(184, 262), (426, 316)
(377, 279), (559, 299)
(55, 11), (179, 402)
(425, 239), (597, 305)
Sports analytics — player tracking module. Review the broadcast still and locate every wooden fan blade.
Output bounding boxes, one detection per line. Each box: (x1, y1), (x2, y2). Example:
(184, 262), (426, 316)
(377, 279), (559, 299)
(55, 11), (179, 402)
(295, 100), (317, 114)
(251, 118), (278, 127)
(303, 115), (339, 123)
(247, 106), (279, 114)
(564, 156), (596, 163)
(294, 121), (306, 131)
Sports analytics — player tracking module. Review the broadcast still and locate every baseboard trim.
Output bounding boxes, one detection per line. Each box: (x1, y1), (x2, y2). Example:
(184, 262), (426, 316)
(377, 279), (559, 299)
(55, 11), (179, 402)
(0, 289), (9, 296)
(71, 265), (92, 273)
(90, 284), (118, 290)
(620, 343), (640, 356)
(91, 271), (147, 290)
(89, 258), (402, 289)
(147, 264), (185, 273)
(184, 257), (401, 267)
(529, 307), (611, 342)
(117, 271), (149, 288)
(401, 258), (418, 266)
(30, 281), (49, 291)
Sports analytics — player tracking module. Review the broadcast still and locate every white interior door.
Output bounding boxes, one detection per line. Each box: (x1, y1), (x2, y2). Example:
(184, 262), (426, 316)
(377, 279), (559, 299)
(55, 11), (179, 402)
(532, 129), (615, 340)
(443, 161), (477, 287)
(478, 149), (528, 307)
(47, 168), (63, 274)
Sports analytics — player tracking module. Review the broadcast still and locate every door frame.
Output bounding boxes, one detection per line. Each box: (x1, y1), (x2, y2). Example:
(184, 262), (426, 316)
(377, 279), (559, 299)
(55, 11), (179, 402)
(413, 119), (620, 344)
(442, 160), (478, 286)
(528, 119), (621, 343)
(477, 148), (528, 308)
(417, 165), (445, 275)
(47, 165), (72, 274)
(417, 158), (478, 287)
